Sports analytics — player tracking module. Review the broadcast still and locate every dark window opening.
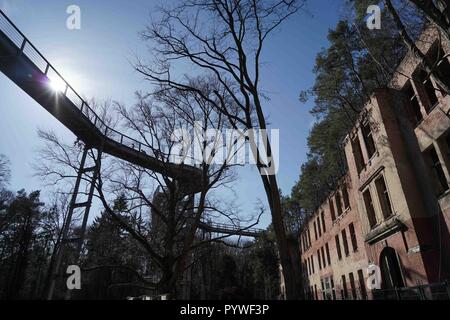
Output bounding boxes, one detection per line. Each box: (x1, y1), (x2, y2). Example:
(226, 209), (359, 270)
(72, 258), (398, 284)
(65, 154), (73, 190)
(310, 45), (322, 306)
(358, 269), (368, 300)
(342, 229), (350, 257)
(336, 192), (343, 216)
(342, 186), (350, 210)
(415, 68), (439, 111)
(313, 221), (318, 240)
(329, 199), (336, 222)
(375, 176), (393, 219)
(352, 135), (365, 174)
(317, 217), (322, 237)
(341, 275), (348, 300)
(349, 223), (358, 252)
(321, 211), (326, 232)
(429, 44), (450, 96)
(363, 189), (378, 228)
(361, 121), (376, 159)
(349, 272), (357, 300)
(318, 250), (322, 270)
(321, 246), (326, 267)
(311, 255), (315, 273)
(403, 81), (423, 126)
(335, 235), (342, 261)
(325, 243), (331, 266)
(429, 147), (449, 195)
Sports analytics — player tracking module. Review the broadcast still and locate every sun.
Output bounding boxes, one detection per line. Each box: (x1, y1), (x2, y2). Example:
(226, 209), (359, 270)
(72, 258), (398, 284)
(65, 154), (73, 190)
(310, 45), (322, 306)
(48, 75), (67, 93)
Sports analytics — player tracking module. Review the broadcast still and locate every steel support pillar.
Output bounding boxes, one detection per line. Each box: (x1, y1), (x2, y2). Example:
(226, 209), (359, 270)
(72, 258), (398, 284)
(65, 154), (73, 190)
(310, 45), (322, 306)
(47, 145), (102, 300)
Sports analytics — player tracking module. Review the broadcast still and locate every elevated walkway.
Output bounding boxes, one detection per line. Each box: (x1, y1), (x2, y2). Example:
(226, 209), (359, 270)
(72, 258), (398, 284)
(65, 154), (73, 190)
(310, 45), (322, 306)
(0, 10), (202, 193)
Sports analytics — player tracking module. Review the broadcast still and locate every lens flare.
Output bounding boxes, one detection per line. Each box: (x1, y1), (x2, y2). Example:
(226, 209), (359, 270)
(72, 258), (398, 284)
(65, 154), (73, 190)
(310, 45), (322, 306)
(48, 76), (66, 93)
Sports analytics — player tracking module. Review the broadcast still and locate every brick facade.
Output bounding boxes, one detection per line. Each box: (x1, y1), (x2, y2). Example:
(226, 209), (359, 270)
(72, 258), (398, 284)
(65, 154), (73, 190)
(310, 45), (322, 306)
(298, 27), (450, 300)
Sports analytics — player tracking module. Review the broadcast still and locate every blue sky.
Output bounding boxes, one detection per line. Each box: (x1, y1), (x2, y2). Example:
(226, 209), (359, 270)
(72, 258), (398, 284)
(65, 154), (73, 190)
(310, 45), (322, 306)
(0, 0), (346, 228)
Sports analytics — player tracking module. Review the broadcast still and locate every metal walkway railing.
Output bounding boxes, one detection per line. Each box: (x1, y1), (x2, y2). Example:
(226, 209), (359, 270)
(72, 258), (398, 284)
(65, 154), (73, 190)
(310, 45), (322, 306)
(0, 10), (153, 157)
(0, 9), (203, 192)
(198, 220), (263, 237)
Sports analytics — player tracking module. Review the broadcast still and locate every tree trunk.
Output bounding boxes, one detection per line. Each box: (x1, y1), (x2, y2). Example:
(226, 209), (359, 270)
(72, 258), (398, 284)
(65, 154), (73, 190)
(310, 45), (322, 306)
(267, 176), (300, 300)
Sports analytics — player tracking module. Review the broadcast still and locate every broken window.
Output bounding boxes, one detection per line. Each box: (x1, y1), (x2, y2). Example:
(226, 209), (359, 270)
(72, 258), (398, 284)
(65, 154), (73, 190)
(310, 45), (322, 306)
(404, 81), (423, 126)
(349, 272), (357, 299)
(313, 220), (318, 240)
(325, 243), (331, 266)
(375, 175), (393, 219)
(342, 185), (350, 210)
(335, 192), (343, 216)
(349, 223), (358, 252)
(329, 198), (336, 222)
(342, 229), (350, 257)
(352, 135), (365, 173)
(415, 68), (439, 111)
(361, 121), (376, 159)
(335, 235), (342, 261)
(363, 189), (378, 228)
(428, 146), (449, 195)
(358, 269), (368, 300)
(321, 211), (326, 233)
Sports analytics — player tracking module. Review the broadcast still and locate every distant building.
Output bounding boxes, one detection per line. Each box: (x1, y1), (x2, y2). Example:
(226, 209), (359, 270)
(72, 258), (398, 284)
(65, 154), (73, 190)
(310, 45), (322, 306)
(298, 26), (450, 300)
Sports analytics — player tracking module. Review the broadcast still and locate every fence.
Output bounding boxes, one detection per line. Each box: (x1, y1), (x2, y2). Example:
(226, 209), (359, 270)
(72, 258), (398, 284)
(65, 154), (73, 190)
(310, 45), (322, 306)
(372, 281), (450, 300)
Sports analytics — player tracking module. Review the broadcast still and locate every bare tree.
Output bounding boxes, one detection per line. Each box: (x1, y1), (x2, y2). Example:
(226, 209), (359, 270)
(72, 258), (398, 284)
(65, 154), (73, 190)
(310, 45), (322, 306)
(136, 0), (305, 299)
(407, 0), (450, 41)
(36, 85), (259, 298)
(385, 0), (450, 95)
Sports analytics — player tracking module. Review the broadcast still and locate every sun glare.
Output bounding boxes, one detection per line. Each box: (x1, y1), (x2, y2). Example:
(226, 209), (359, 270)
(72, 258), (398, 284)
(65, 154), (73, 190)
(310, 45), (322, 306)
(48, 76), (67, 93)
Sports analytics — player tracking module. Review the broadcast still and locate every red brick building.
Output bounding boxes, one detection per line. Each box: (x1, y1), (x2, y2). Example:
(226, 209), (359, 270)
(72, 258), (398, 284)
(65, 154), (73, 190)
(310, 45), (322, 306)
(298, 27), (450, 300)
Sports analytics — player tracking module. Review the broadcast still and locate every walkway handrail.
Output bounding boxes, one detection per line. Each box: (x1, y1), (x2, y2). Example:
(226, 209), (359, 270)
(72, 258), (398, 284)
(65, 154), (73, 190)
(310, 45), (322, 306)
(0, 9), (154, 156)
(199, 219), (264, 235)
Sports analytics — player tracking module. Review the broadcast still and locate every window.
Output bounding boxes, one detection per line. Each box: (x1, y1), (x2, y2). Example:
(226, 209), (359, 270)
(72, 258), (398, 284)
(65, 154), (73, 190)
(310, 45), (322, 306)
(404, 81), (423, 126)
(358, 269), (367, 300)
(335, 192), (343, 216)
(321, 246), (326, 267)
(375, 176), (393, 219)
(341, 275), (348, 300)
(321, 211), (326, 232)
(313, 221), (318, 240)
(415, 68), (438, 110)
(363, 189), (378, 228)
(325, 243), (331, 266)
(430, 44), (450, 96)
(342, 229), (350, 257)
(311, 255), (315, 274)
(307, 229), (311, 247)
(335, 235), (342, 261)
(349, 223), (358, 252)
(342, 186), (350, 210)
(317, 217), (322, 237)
(318, 250), (322, 270)
(352, 135), (365, 173)
(361, 121), (376, 159)
(349, 272), (357, 300)
(329, 199), (336, 222)
(429, 147), (449, 195)
(314, 285), (318, 300)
